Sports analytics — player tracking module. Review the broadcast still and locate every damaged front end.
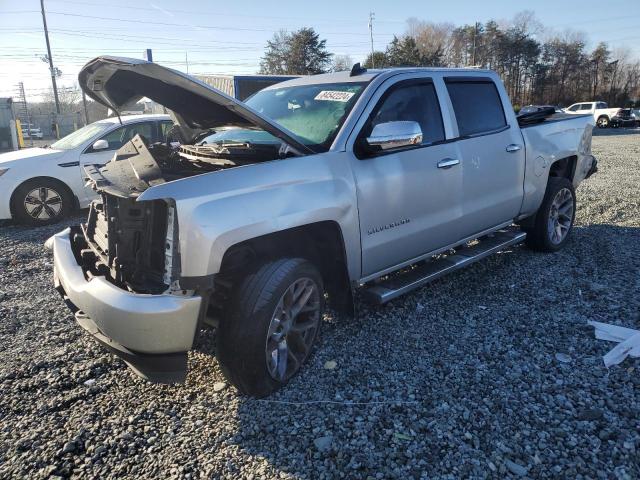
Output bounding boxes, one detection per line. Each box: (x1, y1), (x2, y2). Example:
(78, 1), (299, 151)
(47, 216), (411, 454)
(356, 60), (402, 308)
(78, 135), (181, 295)
(51, 55), (312, 383)
(52, 135), (216, 384)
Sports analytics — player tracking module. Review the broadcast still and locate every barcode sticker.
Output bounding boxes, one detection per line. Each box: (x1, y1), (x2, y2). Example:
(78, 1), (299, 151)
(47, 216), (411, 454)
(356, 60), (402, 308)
(314, 90), (355, 102)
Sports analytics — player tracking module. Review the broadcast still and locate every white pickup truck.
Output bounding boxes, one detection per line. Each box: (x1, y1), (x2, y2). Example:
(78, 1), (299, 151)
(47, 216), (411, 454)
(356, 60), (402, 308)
(50, 57), (597, 397)
(564, 101), (620, 128)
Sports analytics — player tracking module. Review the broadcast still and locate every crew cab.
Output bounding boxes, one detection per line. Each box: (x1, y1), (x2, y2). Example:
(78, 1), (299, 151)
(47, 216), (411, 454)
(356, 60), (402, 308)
(49, 57), (597, 397)
(564, 101), (620, 128)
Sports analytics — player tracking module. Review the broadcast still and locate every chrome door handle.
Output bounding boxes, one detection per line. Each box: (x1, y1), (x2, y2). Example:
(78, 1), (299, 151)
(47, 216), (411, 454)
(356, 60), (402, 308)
(506, 144), (522, 152)
(437, 158), (460, 169)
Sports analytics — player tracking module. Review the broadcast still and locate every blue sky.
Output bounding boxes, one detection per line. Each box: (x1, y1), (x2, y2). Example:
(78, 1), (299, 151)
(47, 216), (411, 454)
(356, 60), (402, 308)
(1, 0), (639, 99)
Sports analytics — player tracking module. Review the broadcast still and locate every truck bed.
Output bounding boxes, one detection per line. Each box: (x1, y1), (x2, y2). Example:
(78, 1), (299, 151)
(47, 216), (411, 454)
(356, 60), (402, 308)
(519, 112), (591, 128)
(519, 113), (595, 216)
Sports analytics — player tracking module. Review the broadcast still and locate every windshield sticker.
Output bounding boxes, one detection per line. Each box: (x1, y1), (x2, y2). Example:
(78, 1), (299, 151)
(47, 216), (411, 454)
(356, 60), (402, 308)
(314, 90), (355, 102)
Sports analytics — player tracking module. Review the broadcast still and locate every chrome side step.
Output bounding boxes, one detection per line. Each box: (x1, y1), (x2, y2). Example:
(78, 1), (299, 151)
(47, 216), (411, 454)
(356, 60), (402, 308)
(362, 230), (527, 304)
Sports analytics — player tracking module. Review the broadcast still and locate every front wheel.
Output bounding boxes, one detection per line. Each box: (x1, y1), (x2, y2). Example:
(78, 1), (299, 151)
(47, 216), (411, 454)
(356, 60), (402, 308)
(596, 116), (609, 128)
(216, 258), (324, 397)
(524, 177), (576, 252)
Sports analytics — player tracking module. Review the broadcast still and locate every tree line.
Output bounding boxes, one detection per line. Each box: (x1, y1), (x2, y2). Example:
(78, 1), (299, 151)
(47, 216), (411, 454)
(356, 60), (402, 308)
(260, 12), (640, 108)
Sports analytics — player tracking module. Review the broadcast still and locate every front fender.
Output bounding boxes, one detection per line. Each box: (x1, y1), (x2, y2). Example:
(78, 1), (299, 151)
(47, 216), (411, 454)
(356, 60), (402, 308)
(138, 152), (361, 280)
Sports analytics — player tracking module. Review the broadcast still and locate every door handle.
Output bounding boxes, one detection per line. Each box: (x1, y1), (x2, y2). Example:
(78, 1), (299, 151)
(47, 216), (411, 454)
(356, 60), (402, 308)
(506, 144), (522, 152)
(437, 158), (460, 169)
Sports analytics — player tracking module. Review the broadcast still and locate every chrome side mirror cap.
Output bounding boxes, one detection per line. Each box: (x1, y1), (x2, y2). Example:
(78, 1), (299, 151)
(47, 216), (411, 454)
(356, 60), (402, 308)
(92, 139), (109, 151)
(366, 121), (423, 151)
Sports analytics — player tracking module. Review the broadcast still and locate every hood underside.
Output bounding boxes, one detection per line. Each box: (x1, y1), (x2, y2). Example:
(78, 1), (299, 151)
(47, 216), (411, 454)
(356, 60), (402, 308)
(78, 56), (311, 153)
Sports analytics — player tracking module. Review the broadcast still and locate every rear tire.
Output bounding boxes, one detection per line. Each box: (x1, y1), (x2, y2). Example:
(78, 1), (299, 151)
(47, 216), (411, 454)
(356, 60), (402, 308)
(524, 177), (576, 252)
(11, 178), (74, 226)
(596, 115), (609, 128)
(216, 258), (324, 397)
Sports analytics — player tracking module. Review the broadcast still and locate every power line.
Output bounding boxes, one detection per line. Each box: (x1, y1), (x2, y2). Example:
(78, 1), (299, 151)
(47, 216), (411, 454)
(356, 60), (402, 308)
(43, 10), (398, 37)
(46, 0), (408, 24)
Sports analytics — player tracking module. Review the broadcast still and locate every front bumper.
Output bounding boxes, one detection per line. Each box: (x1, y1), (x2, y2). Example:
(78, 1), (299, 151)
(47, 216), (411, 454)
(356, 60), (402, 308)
(51, 228), (202, 382)
(0, 179), (12, 220)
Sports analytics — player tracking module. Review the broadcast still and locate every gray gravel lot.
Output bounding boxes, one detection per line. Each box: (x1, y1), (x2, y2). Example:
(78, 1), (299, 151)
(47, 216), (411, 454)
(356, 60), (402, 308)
(1, 132), (639, 479)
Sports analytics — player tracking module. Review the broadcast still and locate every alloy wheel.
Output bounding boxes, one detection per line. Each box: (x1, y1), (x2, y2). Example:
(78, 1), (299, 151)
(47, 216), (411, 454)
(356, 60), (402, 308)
(265, 277), (321, 382)
(23, 187), (63, 220)
(547, 187), (574, 244)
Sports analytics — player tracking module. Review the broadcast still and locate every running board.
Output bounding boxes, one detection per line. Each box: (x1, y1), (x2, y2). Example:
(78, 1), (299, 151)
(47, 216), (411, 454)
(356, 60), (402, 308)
(362, 230), (527, 304)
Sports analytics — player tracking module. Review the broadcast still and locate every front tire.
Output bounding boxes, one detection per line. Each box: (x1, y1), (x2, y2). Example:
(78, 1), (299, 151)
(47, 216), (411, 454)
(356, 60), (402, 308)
(11, 178), (74, 225)
(524, 177), (576, 252)
(216, 258), (324, 397)
(596, 115), (609, 128)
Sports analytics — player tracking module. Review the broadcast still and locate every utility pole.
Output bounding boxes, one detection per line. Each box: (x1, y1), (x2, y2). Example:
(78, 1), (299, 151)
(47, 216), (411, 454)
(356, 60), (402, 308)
(368, 12), (375, 68)
(471, 22), (479, 66)
(40, 0), (60, 114)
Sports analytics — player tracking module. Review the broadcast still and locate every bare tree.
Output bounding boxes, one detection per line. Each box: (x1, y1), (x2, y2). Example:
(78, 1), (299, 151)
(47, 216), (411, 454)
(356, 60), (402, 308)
(41, 84), (81, 114)
(332, 54), (354, 72)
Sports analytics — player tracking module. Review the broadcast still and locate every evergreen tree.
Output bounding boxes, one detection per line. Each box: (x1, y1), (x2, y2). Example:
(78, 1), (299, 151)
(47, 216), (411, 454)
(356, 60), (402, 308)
(260, 28), (332, 75)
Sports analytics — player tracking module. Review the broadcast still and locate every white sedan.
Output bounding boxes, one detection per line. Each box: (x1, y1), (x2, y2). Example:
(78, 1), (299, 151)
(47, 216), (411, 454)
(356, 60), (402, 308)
(0, 114), (172, 225)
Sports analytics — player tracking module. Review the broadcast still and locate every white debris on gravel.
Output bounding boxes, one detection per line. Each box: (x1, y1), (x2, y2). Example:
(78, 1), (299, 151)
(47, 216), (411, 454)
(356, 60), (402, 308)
(323, 360), (337, 370)
(0, 133), (639, 478)
(589, 320), (640, 367)
(213, 381), (227, 392)
(555, 353), (572, 363)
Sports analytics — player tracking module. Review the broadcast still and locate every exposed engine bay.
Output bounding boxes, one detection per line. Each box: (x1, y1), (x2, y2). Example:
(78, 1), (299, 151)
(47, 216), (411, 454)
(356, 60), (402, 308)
(75, 133), (288, 294)
(84, 133), (289, 197)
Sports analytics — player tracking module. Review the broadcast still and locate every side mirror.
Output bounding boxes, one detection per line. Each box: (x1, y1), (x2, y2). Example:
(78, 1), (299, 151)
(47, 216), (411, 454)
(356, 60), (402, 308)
(366, 121), (423, 151)
(92, 139), (109, 151)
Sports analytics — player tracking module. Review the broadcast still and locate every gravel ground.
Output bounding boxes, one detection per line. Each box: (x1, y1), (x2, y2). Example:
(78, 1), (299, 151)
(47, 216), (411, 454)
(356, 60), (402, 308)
(1, 132), (639, 479)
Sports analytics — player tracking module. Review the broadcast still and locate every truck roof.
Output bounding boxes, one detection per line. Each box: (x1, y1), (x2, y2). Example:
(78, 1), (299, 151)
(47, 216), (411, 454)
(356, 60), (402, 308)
(262, 67), (495, 89)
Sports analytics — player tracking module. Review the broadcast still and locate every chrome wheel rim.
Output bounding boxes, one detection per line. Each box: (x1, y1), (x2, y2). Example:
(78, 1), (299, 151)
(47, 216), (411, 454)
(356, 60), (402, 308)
(265, 277), (321, 382)
(597, 118), (608, 127)
(547, 187), (574, 244)
(24, 187), (62, 220)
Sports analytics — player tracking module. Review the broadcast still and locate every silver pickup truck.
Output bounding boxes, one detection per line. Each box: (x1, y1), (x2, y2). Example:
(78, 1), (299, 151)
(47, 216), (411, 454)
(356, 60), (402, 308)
(50, 57), (597, 397)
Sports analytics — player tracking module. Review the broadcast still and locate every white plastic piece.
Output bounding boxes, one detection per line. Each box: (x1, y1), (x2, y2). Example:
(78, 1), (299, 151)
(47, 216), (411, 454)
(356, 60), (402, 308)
(588, 320), (640, 367)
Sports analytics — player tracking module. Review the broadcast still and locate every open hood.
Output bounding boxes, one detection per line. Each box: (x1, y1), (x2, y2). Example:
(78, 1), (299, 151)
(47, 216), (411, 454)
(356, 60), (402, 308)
(78, 56), (311, 153)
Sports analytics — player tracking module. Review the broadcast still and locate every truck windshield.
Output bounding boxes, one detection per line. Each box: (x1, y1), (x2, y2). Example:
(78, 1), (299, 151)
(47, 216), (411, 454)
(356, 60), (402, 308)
(245, 82), (366, 152)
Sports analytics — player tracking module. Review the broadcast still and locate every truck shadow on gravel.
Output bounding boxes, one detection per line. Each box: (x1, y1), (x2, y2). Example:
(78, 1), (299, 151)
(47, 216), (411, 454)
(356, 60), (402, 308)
(186, 223), (639, 479)
(592, 127), (640, 136)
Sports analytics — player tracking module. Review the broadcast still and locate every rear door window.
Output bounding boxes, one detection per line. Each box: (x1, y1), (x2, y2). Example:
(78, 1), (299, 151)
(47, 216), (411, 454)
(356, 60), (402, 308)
(445, 79), (507, 136)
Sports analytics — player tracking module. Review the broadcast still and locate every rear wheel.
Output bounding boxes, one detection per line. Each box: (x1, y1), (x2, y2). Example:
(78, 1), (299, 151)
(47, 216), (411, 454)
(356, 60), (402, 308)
(11, 178), (74, 225)
(216, 258), (324, 397)
(596, 115), (609, 128)
(524, 177), (576, 252)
